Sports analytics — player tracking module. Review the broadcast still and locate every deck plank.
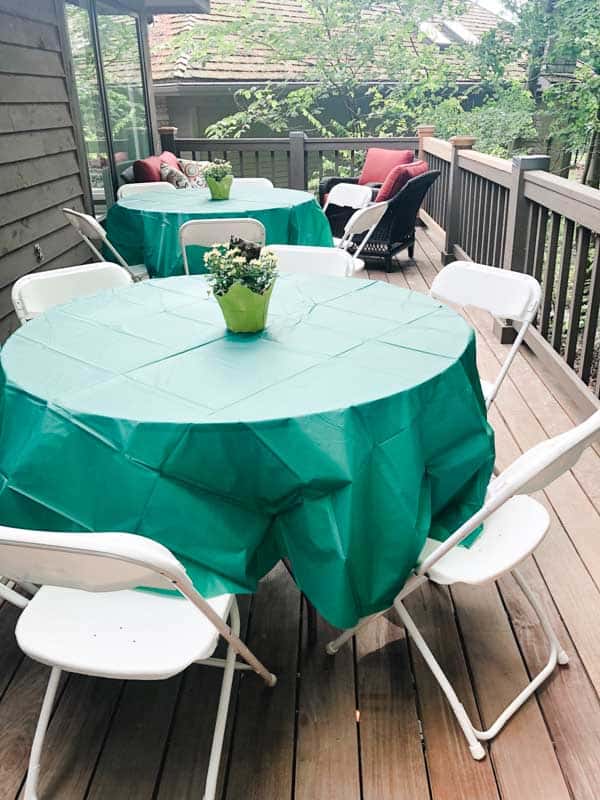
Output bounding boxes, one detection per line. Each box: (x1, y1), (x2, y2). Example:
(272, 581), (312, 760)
(405, 585), (501, 800)
(85, 677), (182, 800)
(294, 615), (361, 800)
(356, 615), (431, 800)
(16, 676), (123, 800)
(225, 567), (300, 800)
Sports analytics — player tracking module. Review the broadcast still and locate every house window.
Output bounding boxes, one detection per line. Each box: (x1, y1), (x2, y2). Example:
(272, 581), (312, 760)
(66, 0), (153, 213)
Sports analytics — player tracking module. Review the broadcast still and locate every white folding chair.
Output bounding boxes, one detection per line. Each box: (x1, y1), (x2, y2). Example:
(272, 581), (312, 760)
(265, 244), (355, 277)
(327, 409), (600, 759)
(335, 201), (388, 271)
(233, 177), (274, 191)
(62, 207), (148, 282)
(179, 218), (266, 275)
(0, 528), (276, 800)
(322, 182), (373, 212)
(12, 262), (133, 324)
(117, 182), (177, 200)
(430, 261), (542, 409)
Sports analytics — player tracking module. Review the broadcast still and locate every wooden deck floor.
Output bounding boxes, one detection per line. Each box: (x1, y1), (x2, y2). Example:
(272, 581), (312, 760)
(2, 227), (600, 800)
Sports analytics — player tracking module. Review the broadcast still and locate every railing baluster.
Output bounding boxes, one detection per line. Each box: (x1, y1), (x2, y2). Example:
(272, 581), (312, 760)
(523, 202), (538, 275)
(480, 181), (492, 264)
(565, 226), (592, 366)
(532, 206), (548, 283)
(255, 150), (259, 178)
(239, 151), (245, 176)
(487, 186), (498, 265)
(318, 151), (324, 180)
(207, 150), (213, 161)
(540, 212), (561, 338)
(579, 234), (600, 384)
(271, 151), (276, 184)
(334, 150), (340, 173)
(552, 218), (575, 353)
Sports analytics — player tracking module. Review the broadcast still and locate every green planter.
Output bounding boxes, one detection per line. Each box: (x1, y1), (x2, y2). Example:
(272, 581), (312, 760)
(216, 281), (275, 333)
(206, 174), (233, 200)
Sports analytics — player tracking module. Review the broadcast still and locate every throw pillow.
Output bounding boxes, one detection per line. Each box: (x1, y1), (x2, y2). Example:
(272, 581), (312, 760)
(179, 158), (211, 188)
(160, 161), (190, 189)
(133, 151), (180, 183)
(358, 148), (414, 185)
(375, 160), (428, 202)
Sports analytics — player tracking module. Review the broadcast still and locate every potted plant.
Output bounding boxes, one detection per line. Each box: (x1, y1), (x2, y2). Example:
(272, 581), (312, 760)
(204, 238), (278, 333)
(204, 159), (234, 200)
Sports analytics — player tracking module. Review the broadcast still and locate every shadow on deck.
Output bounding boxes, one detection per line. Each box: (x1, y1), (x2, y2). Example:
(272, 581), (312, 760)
(1, 227), (600, 800)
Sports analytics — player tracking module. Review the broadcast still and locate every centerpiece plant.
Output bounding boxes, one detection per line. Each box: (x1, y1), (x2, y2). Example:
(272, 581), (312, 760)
(204, 238), (278, 333)
(204, 159), (234, 200)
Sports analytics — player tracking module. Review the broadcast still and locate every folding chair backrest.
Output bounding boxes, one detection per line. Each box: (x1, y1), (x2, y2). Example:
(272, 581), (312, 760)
(0, 528), (184, 593)
(117, 182), (176, 200)
(324, 183), (373, 211)
(63, 207), (129, 269)
(179, 218), (266, 274)
(265, 245), (354, 277)
(489, 409), (600, 498)
(343, 202), (388, 238)
(418, 410), (600, 575)
(233, 178), (274, 190)
(430, 261), (541, 323)
(338, 201), (388, 259)
(12, 262), (133, 323)
(431, 262), (541, 408)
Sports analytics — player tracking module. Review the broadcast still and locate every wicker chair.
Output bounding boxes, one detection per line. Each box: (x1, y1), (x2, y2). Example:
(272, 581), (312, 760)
(352, 170), (440, 271)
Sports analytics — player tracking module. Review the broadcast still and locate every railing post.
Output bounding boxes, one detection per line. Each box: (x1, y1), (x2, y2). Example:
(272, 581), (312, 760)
(442, 135), (476, 265)
(159, 126), (178, 155)
(503, 155), (550, 271)
(416, 125), (435, 162)
(289, 131), (307, 190)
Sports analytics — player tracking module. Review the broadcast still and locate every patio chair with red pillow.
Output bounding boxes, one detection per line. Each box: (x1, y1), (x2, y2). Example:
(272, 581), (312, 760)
(318, 147), (415, 207)
(345, 165), (440, 271)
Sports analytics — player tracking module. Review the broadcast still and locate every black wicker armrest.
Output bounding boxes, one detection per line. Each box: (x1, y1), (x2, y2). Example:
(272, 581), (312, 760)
(318, 176), (359, 206)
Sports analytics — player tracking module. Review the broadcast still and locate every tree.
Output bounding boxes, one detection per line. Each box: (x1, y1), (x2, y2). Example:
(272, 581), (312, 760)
(177, 0), (474, 138)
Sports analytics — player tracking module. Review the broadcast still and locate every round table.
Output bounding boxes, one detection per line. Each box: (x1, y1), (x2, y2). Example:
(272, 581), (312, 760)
(105, 185), (334, 278)
(0, 275), (494, 628)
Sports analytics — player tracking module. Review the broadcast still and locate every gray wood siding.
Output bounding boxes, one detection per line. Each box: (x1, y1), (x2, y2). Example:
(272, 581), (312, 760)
(0, 0), (88, 338)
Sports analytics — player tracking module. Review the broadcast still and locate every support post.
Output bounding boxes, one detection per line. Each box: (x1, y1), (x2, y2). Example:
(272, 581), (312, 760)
(496, 154), (550, 343)
(503, 155), (550, 271)
(159, 125), (178, 155)
(442, 135), (476, 265)
(416, 125), (435, 162)
(289, 131), (307, 190)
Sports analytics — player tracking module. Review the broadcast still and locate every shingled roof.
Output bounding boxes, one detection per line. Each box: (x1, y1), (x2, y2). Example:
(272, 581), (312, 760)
(149, 1), (501, 85)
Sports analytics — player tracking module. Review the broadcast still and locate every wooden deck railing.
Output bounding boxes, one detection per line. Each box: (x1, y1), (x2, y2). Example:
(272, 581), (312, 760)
(158, 125), (600, 403)
(419, 131), (600, 402)
(158, 127), (419, 190)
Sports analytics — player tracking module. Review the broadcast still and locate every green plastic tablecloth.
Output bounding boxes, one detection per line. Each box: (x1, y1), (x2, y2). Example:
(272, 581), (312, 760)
(105, 186), (334, 278)
(0, 275), (494, 628)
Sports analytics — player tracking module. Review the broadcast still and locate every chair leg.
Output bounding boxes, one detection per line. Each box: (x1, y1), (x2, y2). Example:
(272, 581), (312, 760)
(203, 599), (241, 800)
(394, 570), (569, 760)
(394, 599), (486, 760)
(325, 610), (386, 655)
(408, 243), (415, 259)
(24, 666), (62, 800)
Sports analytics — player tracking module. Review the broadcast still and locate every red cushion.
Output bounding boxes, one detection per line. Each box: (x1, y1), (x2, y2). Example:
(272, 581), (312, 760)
(358, 148), (414, 185)
(375, 160), (428, 202)
(133, 151), (180, 182)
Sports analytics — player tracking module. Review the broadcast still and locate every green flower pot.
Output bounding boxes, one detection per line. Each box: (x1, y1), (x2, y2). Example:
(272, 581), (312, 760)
(216, 281), (275, 333)
(206, 174), (233, 200)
